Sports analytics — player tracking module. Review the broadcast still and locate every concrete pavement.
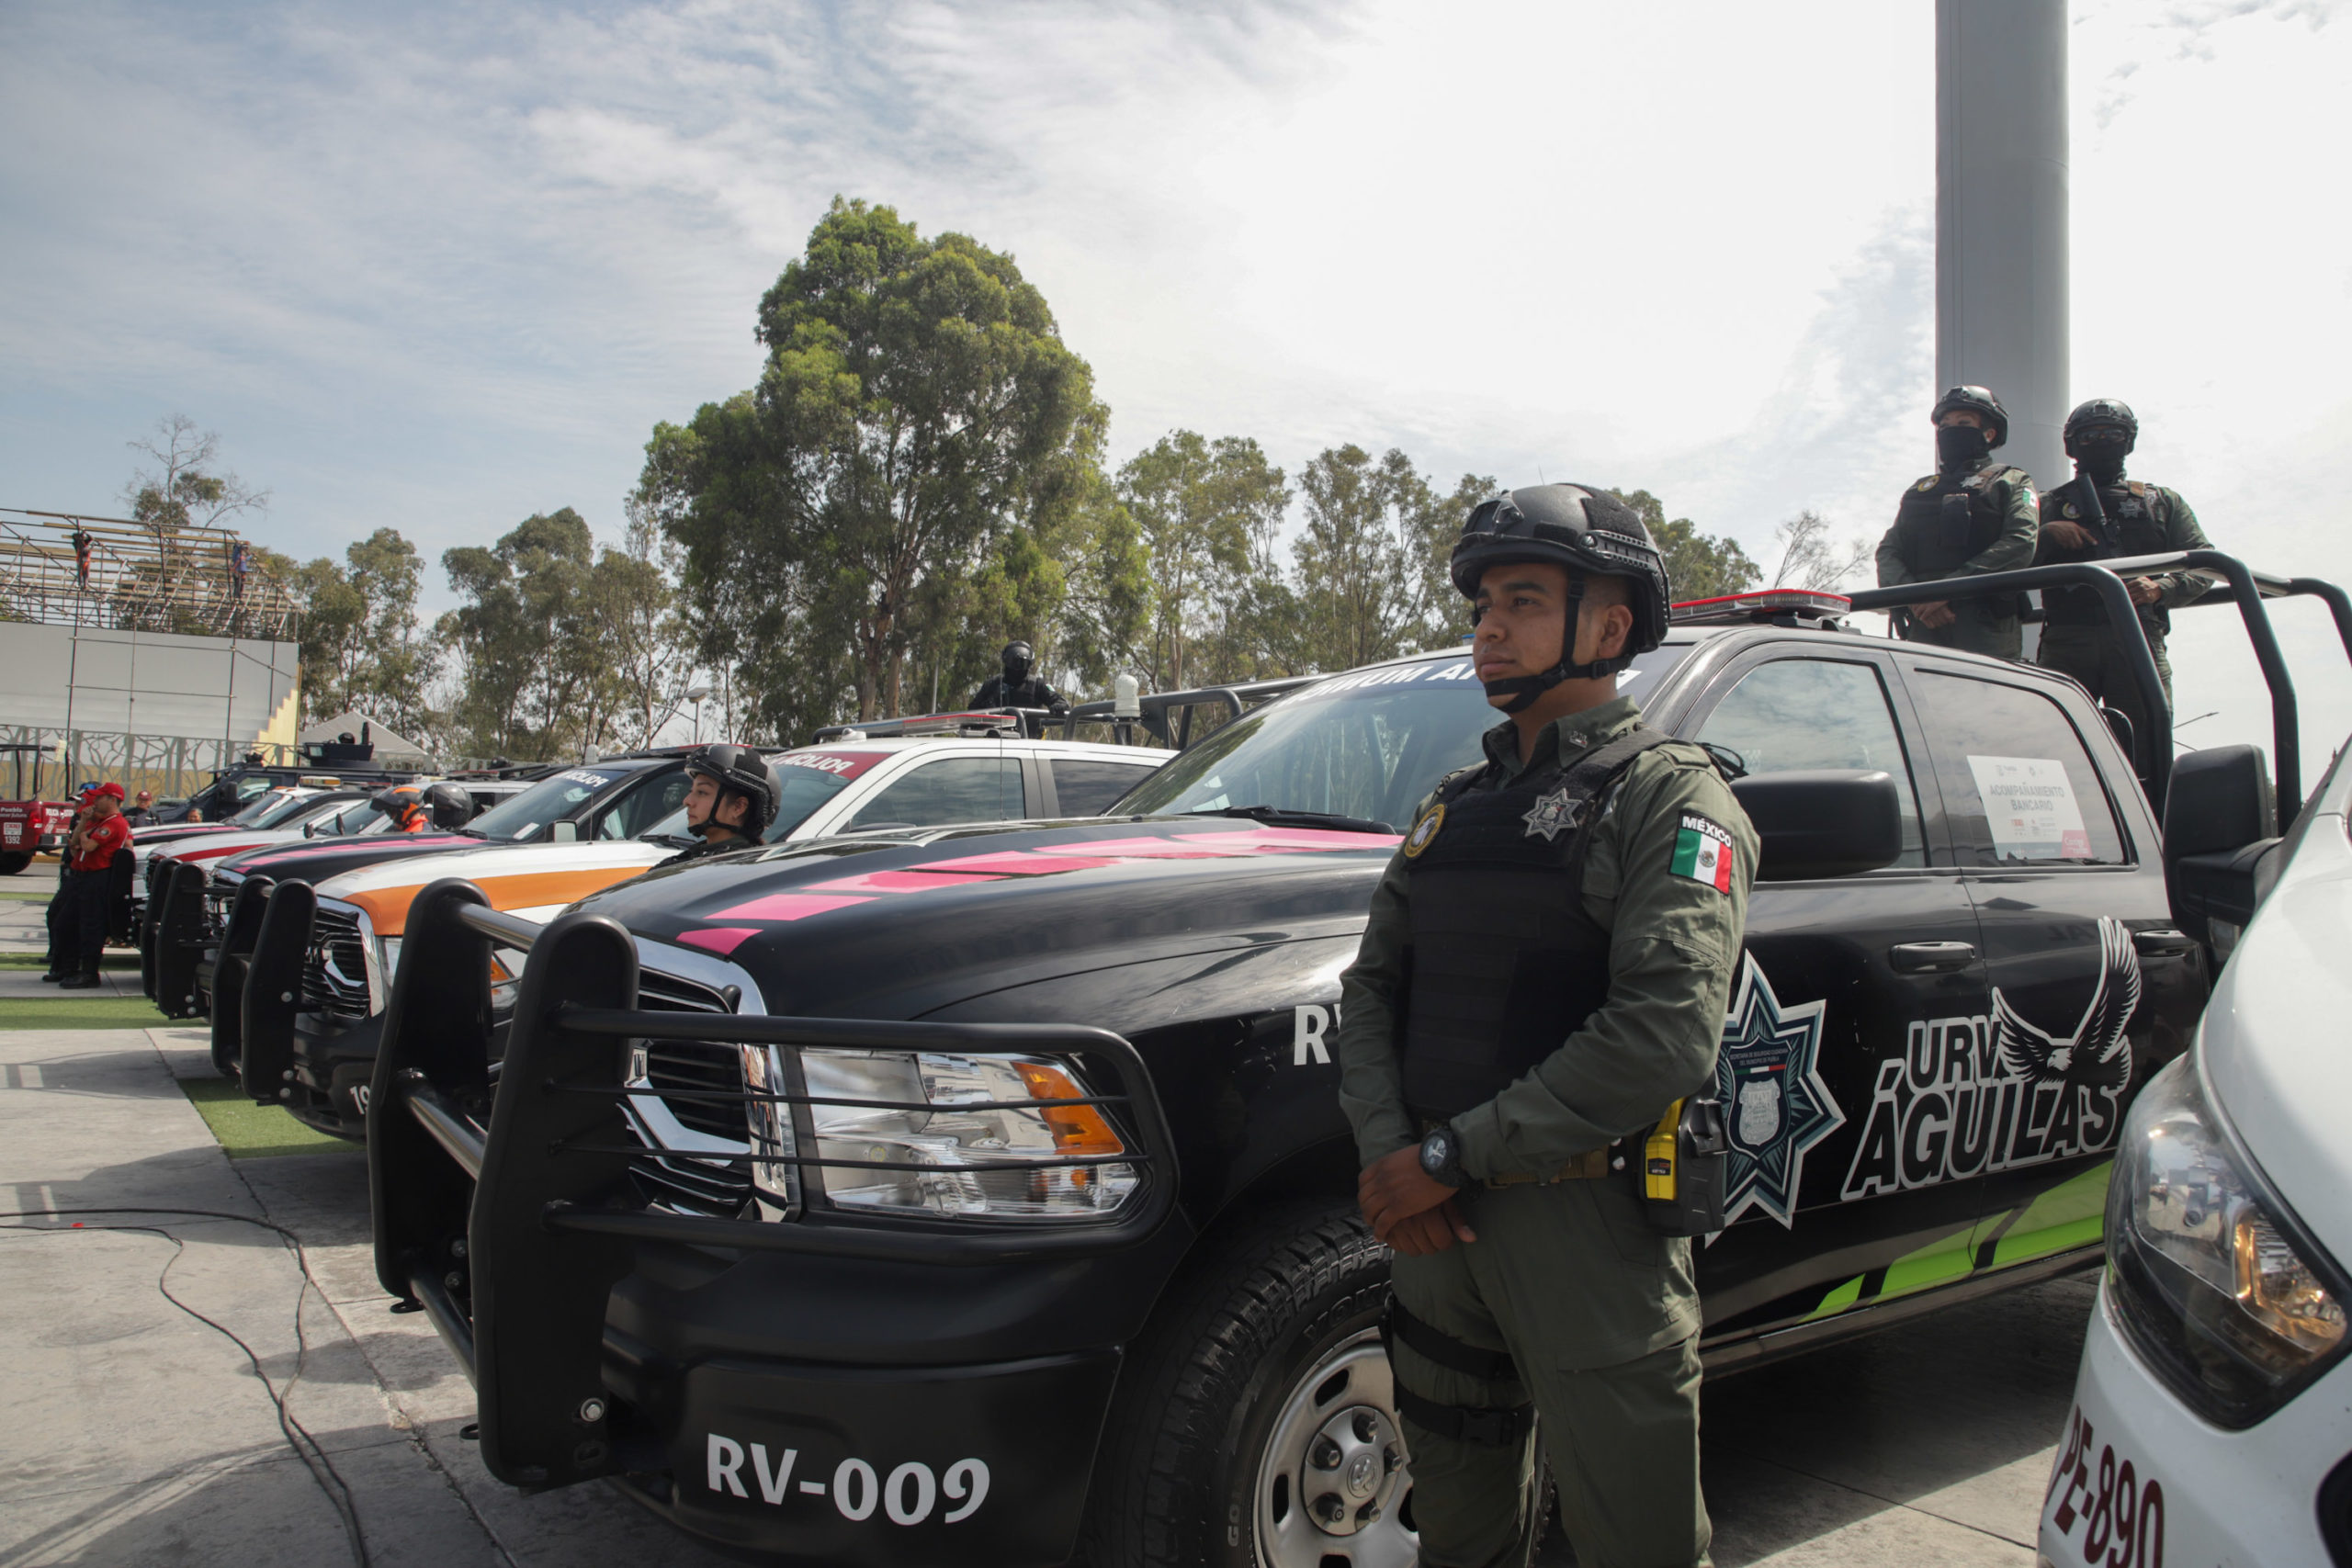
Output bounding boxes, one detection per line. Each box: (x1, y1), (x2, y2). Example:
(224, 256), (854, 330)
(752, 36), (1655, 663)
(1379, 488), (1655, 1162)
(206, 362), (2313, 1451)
(1, 1018), (2090, 1566)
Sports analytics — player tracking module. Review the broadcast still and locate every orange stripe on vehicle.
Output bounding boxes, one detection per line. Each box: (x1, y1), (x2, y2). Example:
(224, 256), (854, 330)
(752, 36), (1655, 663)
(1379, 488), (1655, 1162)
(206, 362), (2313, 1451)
(347, 867), (646, 937)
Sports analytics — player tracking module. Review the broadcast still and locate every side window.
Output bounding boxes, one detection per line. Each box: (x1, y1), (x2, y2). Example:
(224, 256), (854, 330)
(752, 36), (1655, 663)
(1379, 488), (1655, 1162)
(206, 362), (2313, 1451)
(1907, 671), (2127, 866)
(596, 772), (691, 840)
(846, 756), (1026, 831)
(1050, 758), (1159, 817)
(1695, 658), (1928, 868)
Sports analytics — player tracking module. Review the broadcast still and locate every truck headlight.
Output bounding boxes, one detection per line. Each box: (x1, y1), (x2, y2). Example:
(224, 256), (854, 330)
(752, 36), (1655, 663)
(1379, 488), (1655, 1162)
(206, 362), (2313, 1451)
(2106, 1055), (2348, 1427)
(797, 1048), (1138, 1221)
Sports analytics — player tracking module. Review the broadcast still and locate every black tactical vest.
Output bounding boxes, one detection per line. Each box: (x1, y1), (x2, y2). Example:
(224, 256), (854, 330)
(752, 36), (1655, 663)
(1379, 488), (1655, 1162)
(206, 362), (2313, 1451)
(1398, 728), (1675, 1118)
(1891, 462), (2030, 581)
(2041, 478), (2176, 631)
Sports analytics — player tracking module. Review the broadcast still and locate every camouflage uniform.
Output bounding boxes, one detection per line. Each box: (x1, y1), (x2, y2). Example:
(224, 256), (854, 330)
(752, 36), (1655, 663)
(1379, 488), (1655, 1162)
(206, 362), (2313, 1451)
(1874, 457), (2041, 660)
(1333, 695), (1756, 1568)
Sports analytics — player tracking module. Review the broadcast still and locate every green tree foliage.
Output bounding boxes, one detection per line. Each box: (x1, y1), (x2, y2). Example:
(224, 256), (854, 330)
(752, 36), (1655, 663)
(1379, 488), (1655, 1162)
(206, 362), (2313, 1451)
(639, 198), (1104, 736)
(1113, 432), (1291, 690)
(439, 510), (618, 758)
(1613, 490), (1761, 604)
(1292, 446), (1487, 672)
(290, 529), (439, 733)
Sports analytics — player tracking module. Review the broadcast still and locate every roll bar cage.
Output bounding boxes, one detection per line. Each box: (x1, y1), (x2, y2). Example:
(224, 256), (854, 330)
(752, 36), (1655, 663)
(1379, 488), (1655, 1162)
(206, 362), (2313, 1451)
(810, 674), (1318, 749)
(1846, 550), (2352, 829)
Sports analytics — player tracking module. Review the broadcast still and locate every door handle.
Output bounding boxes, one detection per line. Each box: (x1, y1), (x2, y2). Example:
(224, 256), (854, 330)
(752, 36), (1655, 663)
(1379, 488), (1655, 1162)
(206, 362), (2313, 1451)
(1890, 941), (1976, 974)
(2132, 928), (2199, 957)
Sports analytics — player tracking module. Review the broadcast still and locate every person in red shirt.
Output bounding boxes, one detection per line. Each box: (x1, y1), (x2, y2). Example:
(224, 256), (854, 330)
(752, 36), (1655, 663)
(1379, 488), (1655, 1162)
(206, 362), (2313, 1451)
(56, 784), (130, 987)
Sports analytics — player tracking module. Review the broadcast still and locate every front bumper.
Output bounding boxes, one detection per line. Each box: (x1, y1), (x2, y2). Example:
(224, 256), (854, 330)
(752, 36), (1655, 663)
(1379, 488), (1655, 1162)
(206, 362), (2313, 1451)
(2040, 1274), (2352, 1566)
(370, 888), (1189, 1564)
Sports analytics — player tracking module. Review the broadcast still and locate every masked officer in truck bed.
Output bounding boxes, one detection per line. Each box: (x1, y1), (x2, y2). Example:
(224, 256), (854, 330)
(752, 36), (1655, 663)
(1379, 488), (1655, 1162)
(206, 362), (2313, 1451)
(1333, 484), (1756, 1568)
(2032, 398), (2214, 773)
(1874, 385), (2041, 660)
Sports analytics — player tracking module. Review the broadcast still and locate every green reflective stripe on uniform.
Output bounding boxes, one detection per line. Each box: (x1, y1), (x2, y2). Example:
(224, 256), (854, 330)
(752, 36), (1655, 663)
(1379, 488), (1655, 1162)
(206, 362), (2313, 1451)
(1984, 1159), (2112, 1269)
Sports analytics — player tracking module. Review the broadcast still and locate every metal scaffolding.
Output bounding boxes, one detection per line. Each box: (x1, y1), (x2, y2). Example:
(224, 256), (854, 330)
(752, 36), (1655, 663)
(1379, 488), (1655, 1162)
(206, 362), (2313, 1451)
(0, 506), (302, 639)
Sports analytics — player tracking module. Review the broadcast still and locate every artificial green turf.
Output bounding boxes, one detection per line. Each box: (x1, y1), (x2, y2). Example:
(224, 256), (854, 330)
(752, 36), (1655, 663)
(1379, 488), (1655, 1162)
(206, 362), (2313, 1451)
(0, 953), (139, 969)
(0, 887), (54, 901)
(175, 1074), (360, 1159)
(0, 995), (168, 1030)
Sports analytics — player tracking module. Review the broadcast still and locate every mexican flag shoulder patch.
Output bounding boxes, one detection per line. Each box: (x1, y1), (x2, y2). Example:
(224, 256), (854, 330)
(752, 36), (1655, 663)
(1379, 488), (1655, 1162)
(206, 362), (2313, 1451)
(1669, 812), (1735, 892)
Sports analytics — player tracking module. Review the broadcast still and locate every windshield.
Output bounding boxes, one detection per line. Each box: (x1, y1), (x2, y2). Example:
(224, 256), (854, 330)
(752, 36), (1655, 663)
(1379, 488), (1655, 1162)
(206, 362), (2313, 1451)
(251, 793), (351, 829)
(227, 789), (304, 826)
(464, 767), (632, 841)
(1116, 649), (1691, 829)
(302, 798), (383, 838)
(646, 764), (854, 843)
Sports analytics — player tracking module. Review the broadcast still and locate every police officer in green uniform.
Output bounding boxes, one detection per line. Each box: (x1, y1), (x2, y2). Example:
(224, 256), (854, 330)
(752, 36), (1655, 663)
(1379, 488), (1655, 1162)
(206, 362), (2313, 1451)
(1874, 385), (2041, 660)
(2032, 399), (2214, 773)
(1332, 484), (1757, 1568)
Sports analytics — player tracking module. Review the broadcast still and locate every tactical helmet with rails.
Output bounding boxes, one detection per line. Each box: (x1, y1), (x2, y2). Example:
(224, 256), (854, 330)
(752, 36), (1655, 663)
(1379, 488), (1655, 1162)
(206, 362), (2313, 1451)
(2064, 398), (2138, 459)
(1448, 483), (1672, 712)
(1930, 385), (2010, 447)
(684, 742), (777, 840)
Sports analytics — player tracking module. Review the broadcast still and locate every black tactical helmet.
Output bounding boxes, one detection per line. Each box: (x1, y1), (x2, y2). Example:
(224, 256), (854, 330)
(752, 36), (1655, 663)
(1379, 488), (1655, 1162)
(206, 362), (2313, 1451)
(422, 781), (473, 830)
(2064, 398), (2138, 457)
(1930, 385), (2009, 448)
(1449, 484), (1671, 709)
(1002, 641), (1034, 679)
(369, 784), (424, 824)
(684, 742), (776, 839)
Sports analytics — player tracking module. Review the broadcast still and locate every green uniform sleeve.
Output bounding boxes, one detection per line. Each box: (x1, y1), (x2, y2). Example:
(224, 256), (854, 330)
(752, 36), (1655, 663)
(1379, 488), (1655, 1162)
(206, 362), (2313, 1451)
(1450, 750), (1758, 1181)
(1953, 470), (2041, 578)
(2154, 490), (2217, 609)
(1332, 806), (1426, 1169)
(1874, 518), (1916, 587)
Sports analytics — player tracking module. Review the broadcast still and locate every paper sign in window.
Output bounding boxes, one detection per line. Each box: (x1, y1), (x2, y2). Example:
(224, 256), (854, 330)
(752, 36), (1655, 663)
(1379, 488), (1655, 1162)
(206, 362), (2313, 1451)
(1965, 755), (2091, 861)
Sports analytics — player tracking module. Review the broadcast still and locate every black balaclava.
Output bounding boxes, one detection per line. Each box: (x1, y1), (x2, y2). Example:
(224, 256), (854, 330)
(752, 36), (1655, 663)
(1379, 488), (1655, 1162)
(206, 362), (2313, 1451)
(1002, 641), (1033, 685)
(2071, 430), (2132, 485)
(1937, 423), (1992, 471)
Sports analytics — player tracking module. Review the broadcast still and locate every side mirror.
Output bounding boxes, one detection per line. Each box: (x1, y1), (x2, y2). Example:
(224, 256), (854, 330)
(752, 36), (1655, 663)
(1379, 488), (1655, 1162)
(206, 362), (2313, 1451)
(548, 820), (579, 843)
(2164, 745), (2281, 954)
(1730, 770), (1903, 881)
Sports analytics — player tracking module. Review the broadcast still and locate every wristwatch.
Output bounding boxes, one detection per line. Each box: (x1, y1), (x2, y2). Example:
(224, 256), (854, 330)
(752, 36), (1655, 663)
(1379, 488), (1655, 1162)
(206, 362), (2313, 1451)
(1418, 1123), (1465, 1189)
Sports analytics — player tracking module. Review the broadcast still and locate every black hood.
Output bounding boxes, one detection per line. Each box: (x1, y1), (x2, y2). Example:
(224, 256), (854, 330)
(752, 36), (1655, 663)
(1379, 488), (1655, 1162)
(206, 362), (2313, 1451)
(211, 831), (489, 886)
(577, 817), (1403, 1021)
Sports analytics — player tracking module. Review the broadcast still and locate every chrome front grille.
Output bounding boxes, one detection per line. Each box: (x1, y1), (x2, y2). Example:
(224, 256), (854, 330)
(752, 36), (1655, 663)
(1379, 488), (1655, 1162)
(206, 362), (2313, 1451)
(302, 908), (372, 1021)
(626, 966), (753, 1217)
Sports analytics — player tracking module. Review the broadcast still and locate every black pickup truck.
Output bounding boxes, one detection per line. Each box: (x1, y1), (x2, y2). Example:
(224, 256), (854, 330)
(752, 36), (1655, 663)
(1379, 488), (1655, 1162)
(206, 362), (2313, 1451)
(368, 554), (2348, 1568)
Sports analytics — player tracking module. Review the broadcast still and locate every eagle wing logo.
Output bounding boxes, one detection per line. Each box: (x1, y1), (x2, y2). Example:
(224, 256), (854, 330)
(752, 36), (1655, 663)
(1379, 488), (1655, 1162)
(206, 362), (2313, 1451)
(1992, 917), (2141, 1090)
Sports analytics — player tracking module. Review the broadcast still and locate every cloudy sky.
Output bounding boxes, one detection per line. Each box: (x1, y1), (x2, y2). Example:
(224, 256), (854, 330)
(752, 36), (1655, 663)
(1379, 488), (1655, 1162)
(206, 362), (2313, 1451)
(3, 0), (2347, 770)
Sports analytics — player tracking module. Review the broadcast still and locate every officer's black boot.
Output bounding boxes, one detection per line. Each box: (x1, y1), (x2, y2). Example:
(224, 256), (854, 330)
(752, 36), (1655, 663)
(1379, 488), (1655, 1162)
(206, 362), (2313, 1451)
(58, 971), (100, 989)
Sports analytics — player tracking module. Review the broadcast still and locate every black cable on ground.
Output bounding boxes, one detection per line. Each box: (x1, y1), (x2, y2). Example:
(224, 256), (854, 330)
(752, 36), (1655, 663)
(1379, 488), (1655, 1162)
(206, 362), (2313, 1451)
(0, 1205), (371, 1568)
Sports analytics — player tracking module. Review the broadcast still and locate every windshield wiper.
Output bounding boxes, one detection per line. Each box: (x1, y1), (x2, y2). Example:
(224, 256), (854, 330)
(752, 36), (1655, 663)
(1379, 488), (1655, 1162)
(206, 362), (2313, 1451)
(1183, 805), (1396, 834)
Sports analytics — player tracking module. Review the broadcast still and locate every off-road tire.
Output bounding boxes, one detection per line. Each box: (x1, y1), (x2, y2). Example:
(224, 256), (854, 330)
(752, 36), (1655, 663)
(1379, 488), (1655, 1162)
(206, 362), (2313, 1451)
(1083, 1199), (1399, 1568)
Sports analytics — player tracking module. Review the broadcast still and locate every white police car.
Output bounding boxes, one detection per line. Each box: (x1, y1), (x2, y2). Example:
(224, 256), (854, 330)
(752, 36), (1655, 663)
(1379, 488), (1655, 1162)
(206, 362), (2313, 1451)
(2041, 739), (2352, 1568)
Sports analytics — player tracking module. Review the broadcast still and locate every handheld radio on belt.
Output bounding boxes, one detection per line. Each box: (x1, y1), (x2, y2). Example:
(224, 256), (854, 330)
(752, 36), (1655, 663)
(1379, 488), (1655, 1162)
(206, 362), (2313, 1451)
(1640, 1097), (1728, 1236)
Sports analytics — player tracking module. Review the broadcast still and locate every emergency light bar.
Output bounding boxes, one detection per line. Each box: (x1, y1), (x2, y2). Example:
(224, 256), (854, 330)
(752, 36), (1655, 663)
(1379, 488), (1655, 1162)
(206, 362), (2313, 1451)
(812, 710), (1026, 742)
(1670, 589), (1852, 626)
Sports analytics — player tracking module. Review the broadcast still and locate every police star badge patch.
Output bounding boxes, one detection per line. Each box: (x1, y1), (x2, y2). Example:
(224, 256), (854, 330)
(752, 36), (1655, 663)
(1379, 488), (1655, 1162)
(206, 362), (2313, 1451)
(1521, 788), (1580, 840)
(1709, 956), (1844, 1234)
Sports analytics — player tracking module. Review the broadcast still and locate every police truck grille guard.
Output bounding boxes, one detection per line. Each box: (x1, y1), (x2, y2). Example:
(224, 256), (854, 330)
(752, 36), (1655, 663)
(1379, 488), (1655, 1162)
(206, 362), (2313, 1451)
(368, 877), (1180, 1494)
(302, 905), (372, 1022)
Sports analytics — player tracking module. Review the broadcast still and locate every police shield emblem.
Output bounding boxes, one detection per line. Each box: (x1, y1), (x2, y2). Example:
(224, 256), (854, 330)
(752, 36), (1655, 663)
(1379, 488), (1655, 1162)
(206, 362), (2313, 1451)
(1403, 804), (1445, 859)
(1736, 1077), (1783, 1147)
(1709, 956), (1844, 1233)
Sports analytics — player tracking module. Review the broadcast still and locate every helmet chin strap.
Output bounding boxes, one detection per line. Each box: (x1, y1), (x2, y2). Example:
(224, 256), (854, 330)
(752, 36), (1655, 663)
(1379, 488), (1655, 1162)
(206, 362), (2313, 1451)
(1477, 571), (1634, 714)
